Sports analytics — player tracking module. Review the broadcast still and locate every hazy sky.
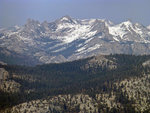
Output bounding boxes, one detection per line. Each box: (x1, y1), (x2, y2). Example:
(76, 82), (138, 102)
(0, 0), (150, 27)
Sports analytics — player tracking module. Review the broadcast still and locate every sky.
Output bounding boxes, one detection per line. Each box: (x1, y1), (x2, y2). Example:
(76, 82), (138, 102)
(0, 0), (150, 27)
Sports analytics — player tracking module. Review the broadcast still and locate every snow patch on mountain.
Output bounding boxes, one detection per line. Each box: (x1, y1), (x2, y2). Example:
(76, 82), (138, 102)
(61, 17), (70, 21)
(76, 44), (102, 54)
(108, 20), (150, 43)
(84, 37), (94, 44)
(52, 47), (67, 53)
(87, 44), (102, 52)
(48, 43), (65, 50)
(108, 24), (126, 41)
(56, 23), (97, 43)
(0, 16), (150, 64)
(76, 46), (86, 52)
(147, 25), (150, 30)
(108, 21), (134, 40)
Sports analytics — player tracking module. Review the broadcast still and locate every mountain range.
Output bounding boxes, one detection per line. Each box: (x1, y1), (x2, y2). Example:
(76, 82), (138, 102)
(0, 16), (150, 65)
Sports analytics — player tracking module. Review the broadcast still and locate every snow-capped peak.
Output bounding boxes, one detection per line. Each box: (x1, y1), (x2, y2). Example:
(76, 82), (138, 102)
(24, 19), (41, 29)
(57, 15), (77, 24)
(1, 17), (150, 64)
(147, 25), (150, 30)
(121, 20), (133, 26)
(60, 16), (71, 21)
(14, 25), (20, 30)
(108, 21), (133, 40)
(26, 18), (40, 24)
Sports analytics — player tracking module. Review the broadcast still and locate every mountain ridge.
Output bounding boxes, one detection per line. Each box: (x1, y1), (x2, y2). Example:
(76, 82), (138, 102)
(0, 16), (150, 65)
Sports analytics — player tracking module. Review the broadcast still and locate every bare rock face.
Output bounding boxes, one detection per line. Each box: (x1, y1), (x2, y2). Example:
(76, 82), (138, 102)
(142, 60), (150, 67)
(0, 16), (150, 65)
(0, 68), (21, 93)
(0, 80), (21, 93)
(0, 61), (7, 65)
(0, 68), (9, 80)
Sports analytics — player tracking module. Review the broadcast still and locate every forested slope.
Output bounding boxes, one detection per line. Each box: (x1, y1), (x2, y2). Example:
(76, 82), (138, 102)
(0, 54), (150, 112)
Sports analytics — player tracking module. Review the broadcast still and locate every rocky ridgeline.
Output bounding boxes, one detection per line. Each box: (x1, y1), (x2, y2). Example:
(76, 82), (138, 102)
(0, 16), (150, 65)
(81, 55), (117, 70)
(0, 68), (9, 80)
(0, 68), (21, 93)
(10, 74), (150, 113)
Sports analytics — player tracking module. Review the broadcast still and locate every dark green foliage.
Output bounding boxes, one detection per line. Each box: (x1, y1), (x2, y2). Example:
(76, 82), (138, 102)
(0, 54), (150, 112)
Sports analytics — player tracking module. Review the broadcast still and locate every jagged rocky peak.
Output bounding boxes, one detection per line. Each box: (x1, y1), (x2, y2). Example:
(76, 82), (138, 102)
(147, 25), (150, 30)
(0, 17), (150, 65)
(42, 20), (49, 26)
(135, 22), (144, 27)
(14, 25), (20, 29)
(41, 21), (50, 30)
(90, 19), (105, 25)
(57, 15), (77, 24)
(122, 19), (133, 25)
(94, 19), (113, 26)
(60, 15), (73, 21)
(118, 20), (134, 28)
(26, 18), (40, 24)
(41, 20), (58, 32)
(119, 20), (147, 31)
(24, 18), (41, 29)
(105, 19), (114, 26)
(8, 25), (21, 31)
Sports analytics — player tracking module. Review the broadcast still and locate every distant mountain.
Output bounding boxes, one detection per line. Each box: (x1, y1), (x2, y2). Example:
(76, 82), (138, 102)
(147, 25), (150, 30)
(0, 16), (150, 65)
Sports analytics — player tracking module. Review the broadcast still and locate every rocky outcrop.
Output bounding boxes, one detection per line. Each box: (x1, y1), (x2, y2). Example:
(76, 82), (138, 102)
(0, 80), (21, 93)
(0, 68), (21, 93)
(81, 55), (117, 70)
(142, 60), (150, 67)
(0, 61), (7, 65)
(0, 68), (9, 80)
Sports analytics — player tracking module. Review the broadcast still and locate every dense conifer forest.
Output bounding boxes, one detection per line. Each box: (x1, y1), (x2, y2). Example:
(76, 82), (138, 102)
(0, 54), (150, 112)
